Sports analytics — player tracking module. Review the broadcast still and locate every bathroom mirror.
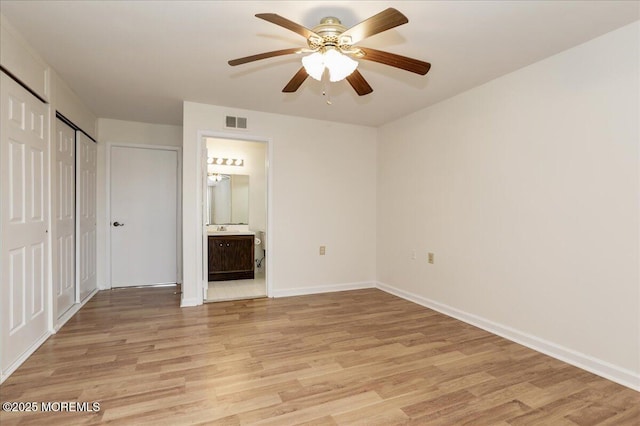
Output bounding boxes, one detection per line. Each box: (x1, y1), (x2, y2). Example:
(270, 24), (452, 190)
(206, 174), (249, 225)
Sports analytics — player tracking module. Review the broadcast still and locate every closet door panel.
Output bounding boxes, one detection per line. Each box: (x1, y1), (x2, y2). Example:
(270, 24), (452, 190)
(77, 132), (96, 300)
(1, 72), (50, 375)
(54, 118), (75, 316)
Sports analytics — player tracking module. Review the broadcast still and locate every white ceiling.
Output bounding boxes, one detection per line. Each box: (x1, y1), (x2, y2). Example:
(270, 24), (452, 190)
(1, 1), (638, 127)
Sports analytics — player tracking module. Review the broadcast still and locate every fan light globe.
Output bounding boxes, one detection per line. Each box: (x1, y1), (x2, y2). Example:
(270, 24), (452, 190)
(302, 49), (358, 82)
(301, 52), (325, 80)
(324, 49), (358, 82)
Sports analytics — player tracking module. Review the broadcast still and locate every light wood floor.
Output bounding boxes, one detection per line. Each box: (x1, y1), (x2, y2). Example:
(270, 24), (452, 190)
(1, 287), (638, 425)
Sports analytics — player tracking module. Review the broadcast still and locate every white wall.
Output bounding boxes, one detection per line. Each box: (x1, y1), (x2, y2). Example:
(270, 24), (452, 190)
(183, 102), (377, 305)
(1, 15), (97, 138)
(377, 22), (639, 388)
(96, 118), (182, 289)
(206, 138), (267, 233)
(52, 73), (97, 139)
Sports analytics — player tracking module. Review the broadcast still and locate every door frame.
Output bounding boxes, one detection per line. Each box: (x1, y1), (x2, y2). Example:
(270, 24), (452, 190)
(197, 131), (272, 305)
(105, 143), (182, 289)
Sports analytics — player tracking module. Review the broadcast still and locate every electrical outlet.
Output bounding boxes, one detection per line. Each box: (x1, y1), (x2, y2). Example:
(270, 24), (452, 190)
(428, 252), (434, 264)
(319, 246), (326, 255)
(411, 250), (416, 260)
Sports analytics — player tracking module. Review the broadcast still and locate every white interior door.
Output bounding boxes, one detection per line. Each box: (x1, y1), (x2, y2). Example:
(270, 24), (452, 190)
(54, 118), (75, 316)
(110, 146), (177, 287)
(1, 72), (49, 373)
(77, 132), (97, 300)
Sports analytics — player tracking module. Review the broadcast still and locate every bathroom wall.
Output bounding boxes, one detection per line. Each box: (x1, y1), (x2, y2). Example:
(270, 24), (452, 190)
(206, 138), (267, 233)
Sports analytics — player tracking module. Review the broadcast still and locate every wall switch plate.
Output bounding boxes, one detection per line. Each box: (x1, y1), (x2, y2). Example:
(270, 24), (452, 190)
(411, 250), (416, 260)
(428, 252), (434, 264)
(319, 246), (326, 255)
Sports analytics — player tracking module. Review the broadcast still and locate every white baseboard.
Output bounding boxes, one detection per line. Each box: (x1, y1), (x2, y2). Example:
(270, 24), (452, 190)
(376, 281), (640, 392)
(55, 288), (100, 332)
(2, 288), (102, 384)
(271, 281), (375, 298)
(0, 330), (51, 384)
(180, 297), (200, 307)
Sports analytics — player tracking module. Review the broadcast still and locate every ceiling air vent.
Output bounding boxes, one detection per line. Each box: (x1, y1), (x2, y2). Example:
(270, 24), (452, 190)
(225, 115), (248, 130)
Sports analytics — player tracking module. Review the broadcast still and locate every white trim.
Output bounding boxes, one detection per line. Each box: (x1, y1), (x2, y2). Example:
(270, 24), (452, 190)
(201, 142), (208, 301)
(0, 330), (51, 384)
(81, 287), (99, 303)
(74, 130), (81, 304)
(2, 287), (98, 383)
(105, 143), (182, 289)
(180, 297), (200, 308)
(376, 281), (640, 392)
(195, 131), (272, 306)
(272, 281), (375, 298)
(55, 288), (98, 331)
(45, 105), (54, 334)
(265, 138), (273, 299)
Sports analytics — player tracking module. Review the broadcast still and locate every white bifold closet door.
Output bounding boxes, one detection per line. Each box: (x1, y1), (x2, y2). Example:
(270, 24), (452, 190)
(54, 118), (76, 316)
(76, 132), (97, 300)
(0, 72), (49, 374)
(54, 120), (98, 318)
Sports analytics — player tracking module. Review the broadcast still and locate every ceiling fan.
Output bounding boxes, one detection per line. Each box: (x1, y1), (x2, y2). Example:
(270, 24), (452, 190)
(228, 8), (431, 96)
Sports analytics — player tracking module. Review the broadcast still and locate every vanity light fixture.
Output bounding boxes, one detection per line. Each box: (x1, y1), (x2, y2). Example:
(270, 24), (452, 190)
(208, 157), (244, 167)
(207, 173), (225, 182)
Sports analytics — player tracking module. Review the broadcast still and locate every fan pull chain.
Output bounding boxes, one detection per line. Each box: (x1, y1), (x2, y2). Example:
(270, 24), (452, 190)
(322, 74), (332, 105)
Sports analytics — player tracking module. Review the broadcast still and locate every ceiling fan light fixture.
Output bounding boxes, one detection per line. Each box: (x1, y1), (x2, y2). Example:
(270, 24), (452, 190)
(301, 49), (358, 82)
(230, 9), (430, 96)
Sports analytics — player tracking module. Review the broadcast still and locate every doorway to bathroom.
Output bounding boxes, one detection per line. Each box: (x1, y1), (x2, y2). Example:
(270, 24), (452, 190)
(203, 137), (268, 302)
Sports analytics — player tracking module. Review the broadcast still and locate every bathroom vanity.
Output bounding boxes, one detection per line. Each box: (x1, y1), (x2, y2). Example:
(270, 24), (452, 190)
(207, 233), (255, 281)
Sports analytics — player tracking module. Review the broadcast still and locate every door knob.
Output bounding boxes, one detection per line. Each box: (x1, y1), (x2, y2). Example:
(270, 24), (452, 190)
(113, 221), (124, 227)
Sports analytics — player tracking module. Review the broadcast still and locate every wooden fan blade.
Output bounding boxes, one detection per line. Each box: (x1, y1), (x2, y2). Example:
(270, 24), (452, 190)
(228, 48), (302, 66)
(256, 13), (321, 40)
(357, 47), (431, 75)
(346, 70), (373, 96)
(340, 8), (408, 45)
(282, 67), (309, 92)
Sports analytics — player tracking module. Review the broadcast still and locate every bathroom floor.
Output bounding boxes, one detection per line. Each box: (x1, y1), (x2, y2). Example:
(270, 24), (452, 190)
(205, 274), (266, 302)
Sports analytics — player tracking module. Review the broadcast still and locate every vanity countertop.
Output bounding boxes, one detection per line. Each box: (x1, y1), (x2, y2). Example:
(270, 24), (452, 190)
(207, 231), (256, 236)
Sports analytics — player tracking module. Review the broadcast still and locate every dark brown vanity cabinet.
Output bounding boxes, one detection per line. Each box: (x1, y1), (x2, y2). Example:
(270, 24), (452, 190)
(208, 235), (255, 281)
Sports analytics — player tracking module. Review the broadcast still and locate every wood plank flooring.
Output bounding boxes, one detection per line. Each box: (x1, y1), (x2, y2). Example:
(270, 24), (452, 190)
(0, 287), (638, 425)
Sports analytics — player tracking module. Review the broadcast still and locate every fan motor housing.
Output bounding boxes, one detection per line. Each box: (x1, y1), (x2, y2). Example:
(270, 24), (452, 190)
(308, 16), (349, 49)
